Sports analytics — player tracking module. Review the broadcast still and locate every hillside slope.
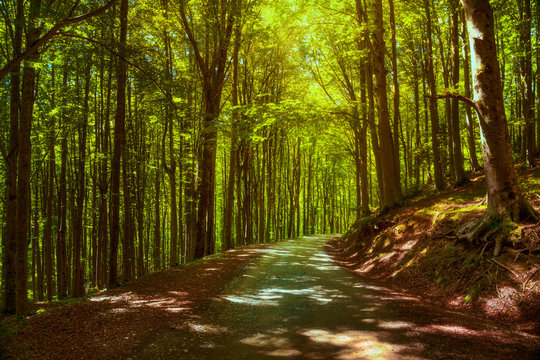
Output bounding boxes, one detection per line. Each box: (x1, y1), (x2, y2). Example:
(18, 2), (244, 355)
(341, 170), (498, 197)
(328, 166), (540, 335)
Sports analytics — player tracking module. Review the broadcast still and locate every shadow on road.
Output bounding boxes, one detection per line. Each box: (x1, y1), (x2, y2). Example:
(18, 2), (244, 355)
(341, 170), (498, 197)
(130, 235), (540, 360)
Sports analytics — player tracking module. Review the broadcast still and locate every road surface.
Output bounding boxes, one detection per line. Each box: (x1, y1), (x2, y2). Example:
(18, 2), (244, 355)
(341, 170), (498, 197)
(132, 235), (539, 359)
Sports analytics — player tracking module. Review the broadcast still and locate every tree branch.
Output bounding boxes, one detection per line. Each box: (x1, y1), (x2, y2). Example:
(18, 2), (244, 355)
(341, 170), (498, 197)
(426, 91), (480, 116)
(178, 1), (208, 76)
(0, 0), (118, 82)
(58, 32), (175, 108)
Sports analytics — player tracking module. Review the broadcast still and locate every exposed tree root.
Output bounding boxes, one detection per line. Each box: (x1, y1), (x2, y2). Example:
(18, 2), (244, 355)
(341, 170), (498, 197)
(459, 199), (539, 257)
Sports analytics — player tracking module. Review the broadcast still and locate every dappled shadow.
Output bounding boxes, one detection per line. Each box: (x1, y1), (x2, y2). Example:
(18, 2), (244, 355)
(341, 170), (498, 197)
(130, 235), (540, 360)
(3, 244), (272, 360)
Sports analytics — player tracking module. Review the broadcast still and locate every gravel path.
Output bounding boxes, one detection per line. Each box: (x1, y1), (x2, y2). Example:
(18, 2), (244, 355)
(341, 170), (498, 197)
(133, 235), (540, 360)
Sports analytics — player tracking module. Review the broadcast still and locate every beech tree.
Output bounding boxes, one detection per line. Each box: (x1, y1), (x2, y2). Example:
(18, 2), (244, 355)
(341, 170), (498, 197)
(459, 0), (537, 255)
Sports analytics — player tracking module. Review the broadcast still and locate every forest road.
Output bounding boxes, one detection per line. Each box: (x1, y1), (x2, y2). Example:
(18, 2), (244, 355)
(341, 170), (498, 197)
(131, 235), (540, 360)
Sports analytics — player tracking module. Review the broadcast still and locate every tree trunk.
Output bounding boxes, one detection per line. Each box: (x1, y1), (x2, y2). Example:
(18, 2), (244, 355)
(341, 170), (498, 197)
(109, 0), (128, 287)
(223, 17), (242, 251)
(461, 9), (482, 172)
(451, 0), (468, 185)
(388, 0), (403, 200)
(43, 66), (55, 300)
(16, 0), (41, 316)
(425, 0), (444, 190)
(517, 0), (535, 166)
(3, 0), (23, 314)
(153, 164), (161, 270)
(57, 66), (68, 299)
(73, 60), (91, 297)
(372, 0), (399, 209)
(461, 0), (537, 254)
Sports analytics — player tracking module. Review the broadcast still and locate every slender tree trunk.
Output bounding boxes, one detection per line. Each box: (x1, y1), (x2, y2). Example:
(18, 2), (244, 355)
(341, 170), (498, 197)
(3, 0), (23, 314)
(425, 0), (444, 190)
(450, 0), (468, 184)
(389, 0), (402, 200)
(461, 9), (482, 172)
(223, 17), (242, 251)
(73, 60), (91, 297)
(518, 0), (535, 166)
(153, 163), (161, 270)
(109, 0), (128, 287)
(43, 66), (55, 300)
(57, 65), (69, 299)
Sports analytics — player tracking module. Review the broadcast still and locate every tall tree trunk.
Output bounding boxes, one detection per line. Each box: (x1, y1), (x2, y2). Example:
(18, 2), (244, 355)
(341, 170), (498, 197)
(372, 0), (399, 209)
(425, 0), (444, 190)
(57, 66), (69, 299)
(179, 0), (236, 259)
(518, 0), (535, 166)
(3, 0), (23, 314)
(43, 66), (55, 301)
(16, 0), (41, 316)
(223, 16), (242, 251)
(461, 9), (482, 172)
(451, 0), (468, 184)
(461, 0), (537, 255)
(153, 163), (161, 270)
(388, 0), (402, 200)
(73, 60), (91, 297)
(109, 0), (128, 287)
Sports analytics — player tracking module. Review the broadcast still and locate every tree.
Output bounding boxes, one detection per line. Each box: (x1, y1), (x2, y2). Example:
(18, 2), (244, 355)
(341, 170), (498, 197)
(424, 0), (444, 191)
(372, 0), (400, 209)
(460, 0), (537, 255)
(178, 0), (237, 258)
(109, 0), (128, 287)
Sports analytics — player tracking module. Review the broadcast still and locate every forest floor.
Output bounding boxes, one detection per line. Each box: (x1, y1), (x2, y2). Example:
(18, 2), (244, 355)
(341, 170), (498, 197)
(2, 166), (540, 359)
(2, 235), (539, 359)
(0, 244), (272, 359)
(329, 162), (540, 339)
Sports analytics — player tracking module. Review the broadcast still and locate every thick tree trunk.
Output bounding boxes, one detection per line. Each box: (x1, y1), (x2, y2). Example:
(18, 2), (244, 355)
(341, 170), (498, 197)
(372, 0), (399, 209)
(16, 0), (41, 316)
(461, 0), (537, 254)
(195, 96), (219, 259)
(3, 0), (23, 314)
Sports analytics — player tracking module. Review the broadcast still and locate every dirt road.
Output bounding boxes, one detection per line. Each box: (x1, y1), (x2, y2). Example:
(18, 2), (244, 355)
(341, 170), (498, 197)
(132, 235), (540, 359)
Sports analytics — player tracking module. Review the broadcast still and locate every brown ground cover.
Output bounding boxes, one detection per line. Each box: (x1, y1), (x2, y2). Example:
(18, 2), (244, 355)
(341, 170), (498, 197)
(327, 165), (540, 336)
(0, 244), (270, 359)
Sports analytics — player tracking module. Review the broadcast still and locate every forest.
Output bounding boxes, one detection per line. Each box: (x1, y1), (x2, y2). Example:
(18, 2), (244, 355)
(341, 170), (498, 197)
(1, 0), (540, 353)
